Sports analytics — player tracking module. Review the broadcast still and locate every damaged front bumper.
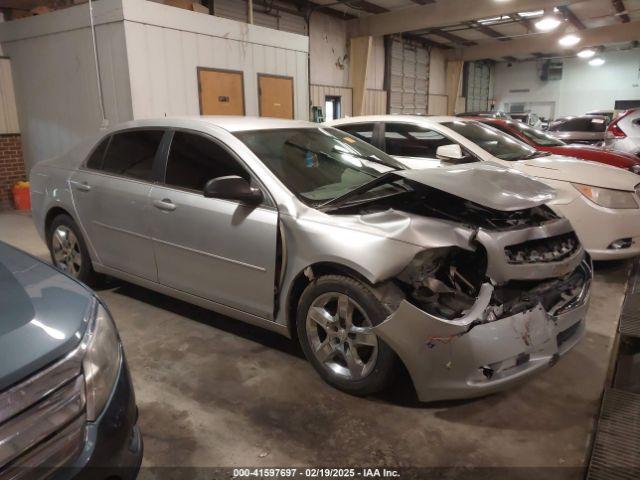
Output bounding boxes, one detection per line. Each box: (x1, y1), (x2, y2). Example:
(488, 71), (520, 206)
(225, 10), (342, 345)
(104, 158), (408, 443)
(374, 259), (592, 402)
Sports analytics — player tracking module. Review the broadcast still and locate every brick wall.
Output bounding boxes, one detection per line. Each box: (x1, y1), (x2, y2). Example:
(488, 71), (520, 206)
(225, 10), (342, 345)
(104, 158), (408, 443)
(0, 134), (26, 210)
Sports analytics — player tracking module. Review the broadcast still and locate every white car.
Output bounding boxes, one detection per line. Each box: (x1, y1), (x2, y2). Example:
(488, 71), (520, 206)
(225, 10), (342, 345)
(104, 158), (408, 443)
(327, 116), (640, 260)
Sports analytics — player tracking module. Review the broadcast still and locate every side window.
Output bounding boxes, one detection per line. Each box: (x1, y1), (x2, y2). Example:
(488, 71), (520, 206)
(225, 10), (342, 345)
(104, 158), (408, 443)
(102, 130), (164, 180)
(336, 123), (376, 145)
(86, 137), (110, 170)
(165, 132), (248, 192)
(383, 123), (452, 157)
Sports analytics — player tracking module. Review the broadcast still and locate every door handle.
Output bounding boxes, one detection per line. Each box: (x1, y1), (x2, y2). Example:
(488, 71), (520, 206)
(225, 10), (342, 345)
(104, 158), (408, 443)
(153, 198), (176, 212)
(71, 181), (91, 192)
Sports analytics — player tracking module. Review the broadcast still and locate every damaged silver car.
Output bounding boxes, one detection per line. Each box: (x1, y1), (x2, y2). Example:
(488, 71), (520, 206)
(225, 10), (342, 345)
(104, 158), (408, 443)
(30, 117), (592, 401)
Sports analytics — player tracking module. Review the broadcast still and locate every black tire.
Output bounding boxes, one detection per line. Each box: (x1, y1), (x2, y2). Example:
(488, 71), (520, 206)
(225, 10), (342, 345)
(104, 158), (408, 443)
(296, 274), (399, 396)
(47, 214), (100, 287)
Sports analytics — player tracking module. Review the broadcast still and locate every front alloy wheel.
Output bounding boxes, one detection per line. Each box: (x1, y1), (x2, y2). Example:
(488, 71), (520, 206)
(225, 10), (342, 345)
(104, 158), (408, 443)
(297, 275), (399, 396)
(306, 292), (379, 380)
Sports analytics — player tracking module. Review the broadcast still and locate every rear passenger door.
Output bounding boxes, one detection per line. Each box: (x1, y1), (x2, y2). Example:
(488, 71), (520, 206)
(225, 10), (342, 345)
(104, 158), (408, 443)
(71, 129), (165, 281)
(149, 130), (279, 320)
(381, 123), (452, 169)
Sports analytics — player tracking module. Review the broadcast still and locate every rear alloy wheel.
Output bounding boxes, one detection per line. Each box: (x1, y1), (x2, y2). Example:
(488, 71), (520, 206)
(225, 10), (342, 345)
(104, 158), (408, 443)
(48, 214), (99, 286)
(51, 225), (82, 277)
(297, 275), (398, 396)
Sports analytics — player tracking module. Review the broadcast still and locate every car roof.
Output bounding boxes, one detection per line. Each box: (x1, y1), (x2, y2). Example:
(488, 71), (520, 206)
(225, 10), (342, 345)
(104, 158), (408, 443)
(103, 116), (319, 134)
(326, 115), (459, 126)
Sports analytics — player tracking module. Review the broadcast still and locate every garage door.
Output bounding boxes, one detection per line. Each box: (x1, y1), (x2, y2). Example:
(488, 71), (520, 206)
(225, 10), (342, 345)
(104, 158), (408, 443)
(465, 61), (492, 112)
(389, 36), (429, 115)
(198, 68), (245, 115)
(258, 74), (294, 119)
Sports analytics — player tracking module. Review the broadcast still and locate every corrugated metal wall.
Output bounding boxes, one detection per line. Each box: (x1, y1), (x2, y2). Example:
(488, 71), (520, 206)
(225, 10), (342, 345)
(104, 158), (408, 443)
(124, 0), (309, 120)
(388, 36), (429, 115)
(363, 89), (387, 115)
(0, 58), (19, 134)
(310, 85), (353, 118)
(213, 0), (307, 36)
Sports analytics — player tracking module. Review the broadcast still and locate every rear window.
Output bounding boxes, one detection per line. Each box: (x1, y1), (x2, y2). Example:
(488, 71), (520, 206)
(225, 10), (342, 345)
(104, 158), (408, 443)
(101, 130), (164, 181)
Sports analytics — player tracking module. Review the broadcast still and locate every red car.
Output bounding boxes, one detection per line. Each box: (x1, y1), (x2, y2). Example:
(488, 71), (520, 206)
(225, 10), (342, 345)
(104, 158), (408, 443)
(474, 117), (640, 174)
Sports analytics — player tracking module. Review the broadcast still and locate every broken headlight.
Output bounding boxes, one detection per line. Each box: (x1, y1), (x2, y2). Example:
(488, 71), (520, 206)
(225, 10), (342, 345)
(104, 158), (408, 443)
(396, 247), (487, 320)
(573, 183), (638, 209)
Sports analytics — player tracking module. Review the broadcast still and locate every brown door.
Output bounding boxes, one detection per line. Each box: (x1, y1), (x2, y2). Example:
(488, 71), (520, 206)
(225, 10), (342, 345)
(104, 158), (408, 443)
(258, 74), (294, 119)
(198, 68), (245, 115)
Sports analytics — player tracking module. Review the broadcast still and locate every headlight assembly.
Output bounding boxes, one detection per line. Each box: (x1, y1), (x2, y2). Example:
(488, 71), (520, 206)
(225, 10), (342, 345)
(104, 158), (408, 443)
(82, 300), (122, 421)
(572, 183), (638, 209)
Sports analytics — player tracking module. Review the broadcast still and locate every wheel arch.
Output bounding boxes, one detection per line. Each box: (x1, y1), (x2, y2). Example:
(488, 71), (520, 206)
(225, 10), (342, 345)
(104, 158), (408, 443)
(285, 261), (383, 342)
(44, 206), (74, 240)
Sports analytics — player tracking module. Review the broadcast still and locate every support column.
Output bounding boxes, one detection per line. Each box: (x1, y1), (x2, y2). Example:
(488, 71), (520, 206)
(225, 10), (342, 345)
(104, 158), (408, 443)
(349, 36), (372, 116)
(445, 60), (464, 115)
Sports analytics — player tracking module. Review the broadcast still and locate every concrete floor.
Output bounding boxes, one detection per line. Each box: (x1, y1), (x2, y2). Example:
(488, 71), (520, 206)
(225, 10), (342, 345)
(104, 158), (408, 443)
(0, 211), (629, 474)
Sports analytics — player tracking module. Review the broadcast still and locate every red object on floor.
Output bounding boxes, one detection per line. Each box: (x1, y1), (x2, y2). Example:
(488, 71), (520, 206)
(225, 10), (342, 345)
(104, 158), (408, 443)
(12, 185), (30, 210)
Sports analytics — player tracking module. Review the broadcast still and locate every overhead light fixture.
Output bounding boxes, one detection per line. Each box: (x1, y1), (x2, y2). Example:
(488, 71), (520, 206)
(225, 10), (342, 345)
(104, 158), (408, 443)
(577, 48), (596, 58)
(589, 57), (605, 66)
(535, 15), (562, 31)
(559, 34), (581, 47)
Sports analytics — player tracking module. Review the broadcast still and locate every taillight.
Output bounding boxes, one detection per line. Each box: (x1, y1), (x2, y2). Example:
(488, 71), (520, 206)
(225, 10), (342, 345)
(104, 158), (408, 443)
(607, 121), (626, 138)
(607, 109), (636, 139)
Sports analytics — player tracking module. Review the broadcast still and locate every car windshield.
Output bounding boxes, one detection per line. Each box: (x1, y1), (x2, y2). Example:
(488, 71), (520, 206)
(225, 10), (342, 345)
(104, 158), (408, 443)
(513, 122), (565, 147)
(235, 127), (406, 204)
(442, 120), (540, 161)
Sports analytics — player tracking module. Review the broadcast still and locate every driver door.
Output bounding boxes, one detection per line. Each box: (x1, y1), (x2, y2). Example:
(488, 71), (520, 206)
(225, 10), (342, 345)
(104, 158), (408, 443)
(149, 130), (278, 319)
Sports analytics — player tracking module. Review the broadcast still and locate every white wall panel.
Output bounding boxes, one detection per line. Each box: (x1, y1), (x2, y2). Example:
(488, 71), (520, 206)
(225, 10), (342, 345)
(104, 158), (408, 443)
(2, 20), (132, 170)
(0, 58), (19, 134)
(125, 14), (309, 120)
(494, 48), (640, 118)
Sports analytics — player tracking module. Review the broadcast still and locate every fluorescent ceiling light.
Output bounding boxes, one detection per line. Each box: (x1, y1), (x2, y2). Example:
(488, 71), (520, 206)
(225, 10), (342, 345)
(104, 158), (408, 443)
(559, 34), (581, 47)
(577, 48), (596, 58)
(535, 16), (562, 31)
(518, 10), (544, 18)
(589, 57), (605, 66)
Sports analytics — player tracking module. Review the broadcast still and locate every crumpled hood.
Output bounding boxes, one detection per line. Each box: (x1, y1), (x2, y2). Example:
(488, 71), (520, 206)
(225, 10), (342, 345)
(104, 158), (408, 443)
(512, 154), (640, 191)
(0, 242), (92, 390)
(396, 161), (555, 211)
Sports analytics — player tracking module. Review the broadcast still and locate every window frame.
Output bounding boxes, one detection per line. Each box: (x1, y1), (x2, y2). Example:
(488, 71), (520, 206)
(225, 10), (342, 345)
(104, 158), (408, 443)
(81, 127), (169, 184)
(380, 121), (477, 161)
(158, 128), (276, 208)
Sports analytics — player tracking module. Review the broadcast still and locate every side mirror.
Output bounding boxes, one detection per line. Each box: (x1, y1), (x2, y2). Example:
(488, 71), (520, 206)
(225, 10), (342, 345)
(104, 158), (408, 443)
(203, 175), (263, 204)
(436, 144), (465, 161)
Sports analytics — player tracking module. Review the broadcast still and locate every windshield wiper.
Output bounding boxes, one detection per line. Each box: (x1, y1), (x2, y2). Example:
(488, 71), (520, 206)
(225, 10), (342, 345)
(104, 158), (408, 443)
(522, 150), (551, 159)
(331, 148), (403, 171)
(318, 171), (402, 210)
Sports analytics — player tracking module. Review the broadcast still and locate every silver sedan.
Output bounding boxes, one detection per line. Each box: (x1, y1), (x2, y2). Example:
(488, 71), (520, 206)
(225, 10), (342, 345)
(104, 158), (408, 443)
(31, 117), (591, 401)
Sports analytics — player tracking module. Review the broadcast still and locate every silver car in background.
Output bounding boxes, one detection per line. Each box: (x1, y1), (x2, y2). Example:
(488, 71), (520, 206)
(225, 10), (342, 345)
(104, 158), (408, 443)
(30, 117), (591, 401)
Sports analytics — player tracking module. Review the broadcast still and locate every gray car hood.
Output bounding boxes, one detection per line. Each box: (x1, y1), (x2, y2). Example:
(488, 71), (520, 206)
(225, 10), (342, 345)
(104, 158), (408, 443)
(0, 242), (92, 390)
(396, 162), (556, 211)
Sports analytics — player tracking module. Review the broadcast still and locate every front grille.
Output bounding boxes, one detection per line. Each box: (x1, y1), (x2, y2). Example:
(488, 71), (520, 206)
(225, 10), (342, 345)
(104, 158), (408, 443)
(504, 231), (579, 264)
(0, 346), (86, 477)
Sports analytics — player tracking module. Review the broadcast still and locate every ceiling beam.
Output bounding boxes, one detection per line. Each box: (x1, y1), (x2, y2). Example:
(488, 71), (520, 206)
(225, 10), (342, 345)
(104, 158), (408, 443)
(339, 0), (388, 15)
(404, 33), (453, 50)
(347, 0), (583, 37)
(468, 21), (510, 41)
(429, 28), (477, 46)
(612, 0), (631, 23)
(409, 0), (435, 4)
(557, 5), (585, 30)
(447, 20), (640, 61)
